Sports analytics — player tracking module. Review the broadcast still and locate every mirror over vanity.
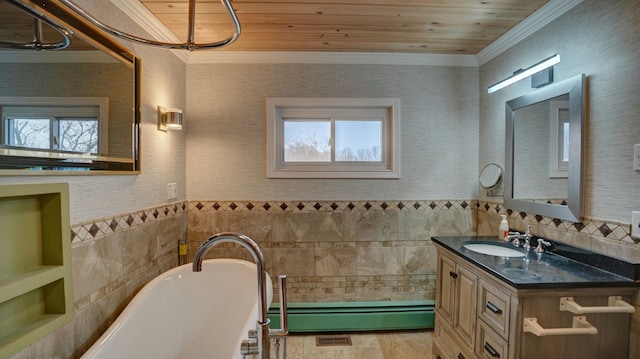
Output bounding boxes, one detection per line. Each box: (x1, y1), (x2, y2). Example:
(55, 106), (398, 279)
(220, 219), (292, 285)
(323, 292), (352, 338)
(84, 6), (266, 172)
(504, 74), (585, 222)
(0, 0), (140, 172)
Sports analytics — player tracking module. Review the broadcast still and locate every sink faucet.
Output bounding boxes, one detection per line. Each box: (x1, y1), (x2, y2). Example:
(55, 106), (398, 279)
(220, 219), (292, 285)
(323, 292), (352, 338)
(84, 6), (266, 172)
(523, 225), (533, 251)
(192, 232), (288, 359)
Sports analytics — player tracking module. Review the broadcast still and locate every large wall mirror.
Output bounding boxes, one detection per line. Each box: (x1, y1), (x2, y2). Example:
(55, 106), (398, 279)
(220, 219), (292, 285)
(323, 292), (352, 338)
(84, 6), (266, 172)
(504, 74), (585, 222)
(0, 0), (140, 172)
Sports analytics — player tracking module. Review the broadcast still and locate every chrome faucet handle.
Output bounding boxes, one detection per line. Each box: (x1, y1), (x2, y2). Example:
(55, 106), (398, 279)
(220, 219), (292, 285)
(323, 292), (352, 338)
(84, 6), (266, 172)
(506, 231), (522, 247)
(536, 239), (551, 253)
(505, 231), (521, 240)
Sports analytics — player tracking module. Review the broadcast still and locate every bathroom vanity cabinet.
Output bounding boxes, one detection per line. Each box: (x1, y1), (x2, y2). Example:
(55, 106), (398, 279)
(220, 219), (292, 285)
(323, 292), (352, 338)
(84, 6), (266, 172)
(432, 236), (638, 359)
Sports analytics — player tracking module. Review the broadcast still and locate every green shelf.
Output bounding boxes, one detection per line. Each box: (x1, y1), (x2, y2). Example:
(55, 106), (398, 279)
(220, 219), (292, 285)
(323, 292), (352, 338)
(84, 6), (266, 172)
(0, 184), (73, 359)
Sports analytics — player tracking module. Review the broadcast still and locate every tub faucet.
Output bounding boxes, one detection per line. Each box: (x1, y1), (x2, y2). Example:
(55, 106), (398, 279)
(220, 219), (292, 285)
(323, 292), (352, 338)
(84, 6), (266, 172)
(192, 232), (287, 359)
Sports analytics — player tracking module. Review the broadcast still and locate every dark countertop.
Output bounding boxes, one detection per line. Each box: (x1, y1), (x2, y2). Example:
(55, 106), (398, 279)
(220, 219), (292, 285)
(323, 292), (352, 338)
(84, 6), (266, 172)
(432, 236), (640, 290)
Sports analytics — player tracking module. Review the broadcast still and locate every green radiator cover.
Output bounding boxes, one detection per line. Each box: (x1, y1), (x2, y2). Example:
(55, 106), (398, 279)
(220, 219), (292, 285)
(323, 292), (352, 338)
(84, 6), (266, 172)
(267, 300), (434, 333)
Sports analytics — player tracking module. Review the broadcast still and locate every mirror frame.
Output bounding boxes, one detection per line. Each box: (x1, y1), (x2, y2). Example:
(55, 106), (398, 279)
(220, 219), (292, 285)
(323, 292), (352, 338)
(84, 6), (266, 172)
(0, 0), (140, 173)
(504, 73), (585, 222)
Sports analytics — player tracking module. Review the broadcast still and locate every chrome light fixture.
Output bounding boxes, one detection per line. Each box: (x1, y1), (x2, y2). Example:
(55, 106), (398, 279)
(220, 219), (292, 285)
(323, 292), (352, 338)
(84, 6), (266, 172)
(487, 54), (560, 94)
(57, 0), (241, 51)
(158, 107), (183, 131)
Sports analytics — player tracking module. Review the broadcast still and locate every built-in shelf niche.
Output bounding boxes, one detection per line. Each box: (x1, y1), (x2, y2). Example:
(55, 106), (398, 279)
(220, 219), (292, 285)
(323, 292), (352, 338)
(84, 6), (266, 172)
(0, 183), (73, 358)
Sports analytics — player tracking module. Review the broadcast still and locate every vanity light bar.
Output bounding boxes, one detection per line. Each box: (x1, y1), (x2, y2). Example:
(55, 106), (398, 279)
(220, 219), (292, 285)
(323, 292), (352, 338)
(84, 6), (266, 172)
(487, 54), (560, 94)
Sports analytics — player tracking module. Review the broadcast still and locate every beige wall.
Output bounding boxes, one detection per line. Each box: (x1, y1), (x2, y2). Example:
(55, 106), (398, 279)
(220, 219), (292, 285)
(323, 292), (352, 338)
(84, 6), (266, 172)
(185, 63), (479, 201)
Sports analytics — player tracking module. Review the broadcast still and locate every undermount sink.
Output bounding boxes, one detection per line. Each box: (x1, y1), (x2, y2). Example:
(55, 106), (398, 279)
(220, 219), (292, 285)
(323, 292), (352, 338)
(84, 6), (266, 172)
(462, 242), (526, 257)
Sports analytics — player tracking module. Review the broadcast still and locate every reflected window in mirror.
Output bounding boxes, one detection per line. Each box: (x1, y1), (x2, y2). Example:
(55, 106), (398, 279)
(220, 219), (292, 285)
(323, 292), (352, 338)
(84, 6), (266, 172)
(550, 100), (570, 178)
(1, 97), (108, 154)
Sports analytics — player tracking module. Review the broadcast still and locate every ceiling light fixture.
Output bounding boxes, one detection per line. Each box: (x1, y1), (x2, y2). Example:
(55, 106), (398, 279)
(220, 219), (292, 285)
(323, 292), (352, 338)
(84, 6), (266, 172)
(57, 0), (241, 51)
(487, 54), (560, 94)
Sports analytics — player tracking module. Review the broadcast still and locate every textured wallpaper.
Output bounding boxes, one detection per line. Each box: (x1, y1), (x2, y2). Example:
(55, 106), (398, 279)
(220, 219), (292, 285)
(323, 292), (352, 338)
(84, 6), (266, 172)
(479, 0), (640, 223)
(186, 63), (479, 201)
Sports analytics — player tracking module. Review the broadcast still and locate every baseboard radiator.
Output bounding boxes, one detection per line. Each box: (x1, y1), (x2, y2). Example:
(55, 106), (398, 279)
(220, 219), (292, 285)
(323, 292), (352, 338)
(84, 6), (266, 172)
(267, 300), (435, 332)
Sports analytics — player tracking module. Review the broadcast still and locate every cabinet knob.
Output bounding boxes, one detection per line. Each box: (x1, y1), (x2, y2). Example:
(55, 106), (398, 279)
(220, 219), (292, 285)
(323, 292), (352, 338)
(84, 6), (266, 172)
(449, 271), (458, 279)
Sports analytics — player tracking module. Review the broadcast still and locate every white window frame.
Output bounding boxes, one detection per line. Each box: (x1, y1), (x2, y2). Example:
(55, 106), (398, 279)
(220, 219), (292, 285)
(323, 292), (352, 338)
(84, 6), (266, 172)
(0, 97), (108, 154)
(549, 100), (569, 178)
(266, 97), (400, 179)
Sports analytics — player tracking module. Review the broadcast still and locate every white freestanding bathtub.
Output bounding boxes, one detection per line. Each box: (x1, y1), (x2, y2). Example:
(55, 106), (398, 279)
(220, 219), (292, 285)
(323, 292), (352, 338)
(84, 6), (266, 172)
(81, 258), (273, 359)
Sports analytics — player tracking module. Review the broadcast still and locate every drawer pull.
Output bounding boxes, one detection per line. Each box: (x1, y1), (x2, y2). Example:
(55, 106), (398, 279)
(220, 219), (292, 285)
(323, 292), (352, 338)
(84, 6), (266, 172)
(523, 316), (598, 336)
(449, 271), (458, 279)
(484, 342), (500, 358)
(560, 296), (636, 314)
(457, 353), (466, 359)
(486, 301), (503, 315)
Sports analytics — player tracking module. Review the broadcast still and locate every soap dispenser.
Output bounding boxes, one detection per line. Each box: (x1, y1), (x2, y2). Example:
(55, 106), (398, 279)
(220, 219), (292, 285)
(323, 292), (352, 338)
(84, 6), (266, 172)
(499, 215), (509, 241)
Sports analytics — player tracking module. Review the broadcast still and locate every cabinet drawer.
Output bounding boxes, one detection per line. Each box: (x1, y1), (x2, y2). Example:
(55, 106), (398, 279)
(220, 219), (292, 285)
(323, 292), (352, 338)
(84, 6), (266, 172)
(477, 321), (508, 359)
(436, 317), (476, 359)
(433, 338), (450, 359)
(478, 279), (510, 338)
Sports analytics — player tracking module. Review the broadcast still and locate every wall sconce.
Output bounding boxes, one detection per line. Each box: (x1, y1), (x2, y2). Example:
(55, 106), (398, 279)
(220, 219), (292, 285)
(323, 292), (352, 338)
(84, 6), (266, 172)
(158, 106), (183, 131)
(487, 54), (560, 94)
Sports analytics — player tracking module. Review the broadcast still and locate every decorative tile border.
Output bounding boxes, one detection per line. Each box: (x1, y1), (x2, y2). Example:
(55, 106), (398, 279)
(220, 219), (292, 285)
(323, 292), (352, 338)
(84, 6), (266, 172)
(72, 199), (638, 246)
(70, 199), (475, 245)
(188, 199), (478, 212)
(71, 201), (187, 244)
(478, 200), (637, 244)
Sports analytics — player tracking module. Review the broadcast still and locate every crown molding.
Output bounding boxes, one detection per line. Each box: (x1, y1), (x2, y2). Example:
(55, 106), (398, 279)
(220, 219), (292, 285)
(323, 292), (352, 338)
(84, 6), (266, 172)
(476, 0), (583, 65)
(111, 0), (581, 66)
(187, 51), (478, 66)
(110, 0), (187, 62)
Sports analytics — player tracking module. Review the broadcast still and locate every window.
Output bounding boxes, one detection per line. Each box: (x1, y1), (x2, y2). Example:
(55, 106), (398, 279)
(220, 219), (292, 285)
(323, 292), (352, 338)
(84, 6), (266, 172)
(0, 97), (108, 154)
(267, 98), (400, 178)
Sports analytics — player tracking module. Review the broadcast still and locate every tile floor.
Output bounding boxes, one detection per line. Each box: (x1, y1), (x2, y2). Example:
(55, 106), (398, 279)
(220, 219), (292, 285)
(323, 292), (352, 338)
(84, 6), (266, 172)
(271, 330), (433, 358)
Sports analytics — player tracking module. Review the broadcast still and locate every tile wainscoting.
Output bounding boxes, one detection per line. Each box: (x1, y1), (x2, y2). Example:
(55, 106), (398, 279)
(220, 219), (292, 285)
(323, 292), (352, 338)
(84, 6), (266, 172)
(187, 199), (477, 303)
(12, 198), (640, 358)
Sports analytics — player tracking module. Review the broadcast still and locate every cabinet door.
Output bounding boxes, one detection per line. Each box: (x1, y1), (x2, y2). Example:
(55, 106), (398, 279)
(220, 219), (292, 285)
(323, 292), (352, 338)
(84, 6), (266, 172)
(454, 264), (478, 348)
(436, 254), (457, 326)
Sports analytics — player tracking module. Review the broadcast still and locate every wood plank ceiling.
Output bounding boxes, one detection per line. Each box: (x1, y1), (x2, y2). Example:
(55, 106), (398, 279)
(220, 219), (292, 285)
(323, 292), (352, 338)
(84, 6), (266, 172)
(140, 0), (550, 54)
